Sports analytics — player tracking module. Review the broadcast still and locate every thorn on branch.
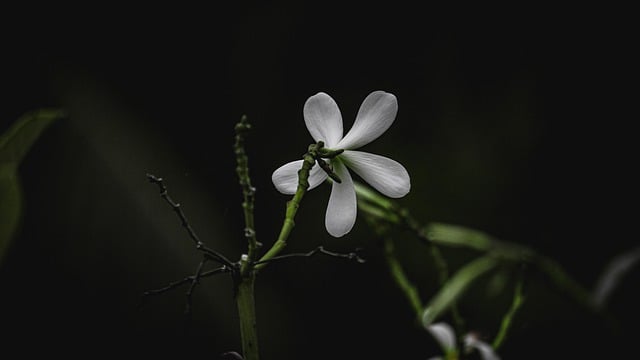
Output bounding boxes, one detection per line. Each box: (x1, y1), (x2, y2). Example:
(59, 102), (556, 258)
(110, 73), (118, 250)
(244, 228), (256, 238)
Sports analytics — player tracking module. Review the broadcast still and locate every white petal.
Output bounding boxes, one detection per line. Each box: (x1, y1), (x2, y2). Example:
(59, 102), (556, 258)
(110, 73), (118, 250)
(272, 160), (328, 195)
(341, 150), (410, 198)
(593, 246), (640, 308)
(426, 323), (457, 352)
(336, 91), (397, 149)
(464, 334), (501, 360)
(325, 161), (357, 237)
(304, 92), (343, 148)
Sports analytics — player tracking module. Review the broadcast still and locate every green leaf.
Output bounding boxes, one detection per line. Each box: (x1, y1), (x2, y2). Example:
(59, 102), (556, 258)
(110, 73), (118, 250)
(0, 108), (63, 164)
(0, 109), (63, 262)
(425, 223), (495, 251)
(422, 256), (498, 326)
(0, 164), (21, 261)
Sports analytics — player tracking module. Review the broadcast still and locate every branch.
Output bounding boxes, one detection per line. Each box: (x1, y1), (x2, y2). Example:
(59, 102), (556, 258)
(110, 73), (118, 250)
(254, 142), (321, 271)
(357, 184), (466, 335)
(400, 210), (466, 334)
(184, 257), (208, 316)
(146, 173), (234, 268)
(141, 265), (230, 304)
(234, 115), (260, 275)
(383, 238), (423, 318)
(253, 246), (365, 266)
(492, 274), (526, 350)
(233, 116), (261, 360)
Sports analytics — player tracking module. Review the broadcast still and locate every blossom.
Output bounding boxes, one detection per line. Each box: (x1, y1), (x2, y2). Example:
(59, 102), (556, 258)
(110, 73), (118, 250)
(272, 91), (410, 237)
(426, 322), (500, 360)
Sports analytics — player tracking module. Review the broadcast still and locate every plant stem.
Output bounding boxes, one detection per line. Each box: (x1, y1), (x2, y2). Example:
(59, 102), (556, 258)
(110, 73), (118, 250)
(235, 272), (259, 360)
(233, 122), (322, 359)
(532, 254), (599, 311)
(401, 213), (466, 335)
(354, 183), (466, 335)
(255, 145), (317, 271)
(234, 115), (259, 273)
(234, 115), (260, 360)
(492, 277), (525, 350)
(384, 237), (423, 318)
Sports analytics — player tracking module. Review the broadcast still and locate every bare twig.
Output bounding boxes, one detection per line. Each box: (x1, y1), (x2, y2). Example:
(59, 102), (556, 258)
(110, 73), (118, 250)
(146, 173), (234, 268)
(184, 257), (208, 316)
(142, 265), (230, 303)
(253, 246), (365, 265)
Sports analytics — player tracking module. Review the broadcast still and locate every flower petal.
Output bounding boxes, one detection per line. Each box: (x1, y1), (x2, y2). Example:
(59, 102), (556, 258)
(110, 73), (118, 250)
(341, 150), (410, 198)
(426, 323), (457, 352)
(325, 161), (357, 237)
(304, 92), (343, 148)
(272, 160), (328, 195)
(464, 334), (501, 360)
(336, 91), (397, 149)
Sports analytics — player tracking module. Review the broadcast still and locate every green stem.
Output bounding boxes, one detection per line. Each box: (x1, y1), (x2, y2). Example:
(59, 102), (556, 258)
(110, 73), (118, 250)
(533, 255), (597, 311)
(234, 115), (259, 273)
(356, 183), (467, 336)
(355, 182), (465, 334)
(492, 277), (525, 350)
(235, 273), (259, 360)
(355, 181), (615, 353)
(255, 145), (317, 271)
(234, 115), (260, 360)
(233, 140), (324, 358)
(384, 237), (423, 318)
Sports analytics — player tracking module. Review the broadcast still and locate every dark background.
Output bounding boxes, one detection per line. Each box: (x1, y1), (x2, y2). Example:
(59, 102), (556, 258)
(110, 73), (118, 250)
(1, 4), (636, 359)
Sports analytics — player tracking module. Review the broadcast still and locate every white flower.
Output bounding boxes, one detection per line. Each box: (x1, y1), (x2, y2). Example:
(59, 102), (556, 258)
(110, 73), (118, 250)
(272, 91), (410, 237)
(426, 322), (501, 360)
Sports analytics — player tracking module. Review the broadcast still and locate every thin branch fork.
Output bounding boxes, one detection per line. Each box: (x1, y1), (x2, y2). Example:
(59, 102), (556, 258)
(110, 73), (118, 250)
(144, 173), (238, 318)
(253, 246), (366, 266)
(142, 264), (231, 299)
(140, 263), (231, 317)
(146, 173), (234, 268)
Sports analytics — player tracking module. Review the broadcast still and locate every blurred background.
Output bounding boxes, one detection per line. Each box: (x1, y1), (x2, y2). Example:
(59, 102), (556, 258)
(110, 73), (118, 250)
(0, 4), (636, 359)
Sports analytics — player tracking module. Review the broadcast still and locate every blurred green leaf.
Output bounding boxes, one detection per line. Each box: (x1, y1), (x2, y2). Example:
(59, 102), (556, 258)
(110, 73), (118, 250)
(0, 164), (21, 260)
(0, 109), (63, 262)
(422, 256), (498, 325)
(425, 223), (495, 251)
(0, 108), (63, 164)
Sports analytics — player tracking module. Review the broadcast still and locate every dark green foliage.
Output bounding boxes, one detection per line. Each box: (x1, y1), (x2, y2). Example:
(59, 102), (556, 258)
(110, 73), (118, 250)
(0, 109), (63, 261)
